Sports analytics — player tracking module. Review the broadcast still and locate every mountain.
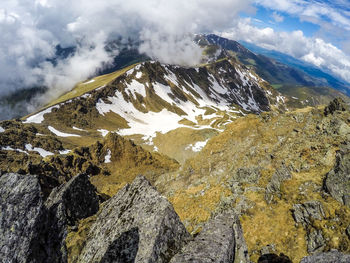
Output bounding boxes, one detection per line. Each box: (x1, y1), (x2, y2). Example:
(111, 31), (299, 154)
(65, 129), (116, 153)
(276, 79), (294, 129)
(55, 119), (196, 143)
(1, 37), (350, 263)
(18, 58), (287, 164)
(240, 41), (350, 95)
(199, 34), (350, 101)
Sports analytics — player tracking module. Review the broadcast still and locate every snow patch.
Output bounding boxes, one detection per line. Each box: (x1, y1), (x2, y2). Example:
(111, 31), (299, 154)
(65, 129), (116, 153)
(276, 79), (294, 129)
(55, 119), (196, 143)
(25, 144), (54, 157)
(84, 79), (95, 84)
(59, 149), (71, 155)
(2, 146), (28, 154)
(98, 129), (109, 137)
(127, 80), (146, 98)
(104, 149), (112, 163)
(48, 126), (81, 137)
(135, 71), (142, 79)
(24, 105), (60, 124)
(0, 126), (4, 133)
(186, 139), (209, 152)
(73, 126), (86, 132)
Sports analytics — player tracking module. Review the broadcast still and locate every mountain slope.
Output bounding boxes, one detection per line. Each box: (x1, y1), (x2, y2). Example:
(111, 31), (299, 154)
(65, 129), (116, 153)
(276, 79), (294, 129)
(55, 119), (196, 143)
(156, 99), (350, 262)
(199, 34), (350, 104)
(21, 59), (285, 163)
(240, 41), (350, 95)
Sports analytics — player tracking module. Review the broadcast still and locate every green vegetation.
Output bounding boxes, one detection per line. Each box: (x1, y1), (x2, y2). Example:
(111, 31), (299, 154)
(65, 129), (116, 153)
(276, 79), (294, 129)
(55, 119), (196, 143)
(47, 63), (139, 107)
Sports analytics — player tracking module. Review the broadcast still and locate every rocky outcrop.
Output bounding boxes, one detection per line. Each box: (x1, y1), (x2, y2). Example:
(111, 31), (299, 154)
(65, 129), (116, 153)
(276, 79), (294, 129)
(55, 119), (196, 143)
(324, 98), (348, 116)
(0, 173), (45, 262)
(78, 175), (191, 263)
(0, 173), (99, 263)
(169, 212), (237, 263)
(45, 173), (99, 226)
(258, 253), (292, 263)
(292, 201), (326, 253)
(292, 201), (325, 227)
(324, 144), (350, 207)
(300, 250), (350, 263)
(265, 164), (291, 204)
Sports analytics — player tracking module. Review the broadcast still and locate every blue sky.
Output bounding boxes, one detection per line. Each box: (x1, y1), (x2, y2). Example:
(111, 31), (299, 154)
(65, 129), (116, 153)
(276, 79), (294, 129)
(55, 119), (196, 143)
(220, 0), (350, 83)
(245, 6), (320, 37)
(248, 0), (350, 50)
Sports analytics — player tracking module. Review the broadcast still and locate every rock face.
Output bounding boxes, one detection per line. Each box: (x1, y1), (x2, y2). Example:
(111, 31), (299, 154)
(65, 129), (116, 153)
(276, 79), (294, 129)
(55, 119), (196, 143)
(0, 173), (44, 262)
(43, 173), (100, 262)
(292, 201), (326, 253)
(78, 175), (191, 263)
(324, 144), (350, 207)
(324, 98), (348, 116)
(265, 164), (292, 204)
(0, 173), (99, 263)
(292, 201), (325, 227)
(169, 212), (240, 263)
(45, 173), (99, 226)
(300, 251), (350, 263)
(257, 253), (292, 263)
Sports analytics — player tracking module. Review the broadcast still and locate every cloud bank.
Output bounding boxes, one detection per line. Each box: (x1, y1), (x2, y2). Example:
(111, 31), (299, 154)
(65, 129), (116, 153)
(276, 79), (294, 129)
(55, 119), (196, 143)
(221, 18), (350, 84)
(0, 0), (252, 108)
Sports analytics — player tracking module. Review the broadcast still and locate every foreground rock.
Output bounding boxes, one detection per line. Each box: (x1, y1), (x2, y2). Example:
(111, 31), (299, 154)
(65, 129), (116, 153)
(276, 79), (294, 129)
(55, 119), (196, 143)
(0, 173), (99, 262)
(0, 173), (45, 262)
(78, 175), (191, 263)
(45, 173), (99, 226)
(170, 212), (239, 263)
(324, 144), (350, 207)
(300, 250), (350, 263)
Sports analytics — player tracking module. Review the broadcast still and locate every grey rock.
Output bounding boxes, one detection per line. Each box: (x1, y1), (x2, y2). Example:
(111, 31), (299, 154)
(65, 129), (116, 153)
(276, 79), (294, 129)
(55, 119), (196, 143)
(292, 201), (325, 227)
(300, 250), (350, 263)
(0, 173), (100, 263)
(0, 173), (45, 263)
(346, 225), (350, 239)
(78, 175), (191, 263)
(260, 244), (276, 256)
(233, 167), (261, 184)
(324, 98), (348, 116)
(232, 213), (251, 263)
(307, 229), (325, 253)
(265, 164), (291, 203)
(45, 173), (99, 226)
(42, 173), (100, 262)
(324, 144), (350, 208)
(170, 212), (236, 263)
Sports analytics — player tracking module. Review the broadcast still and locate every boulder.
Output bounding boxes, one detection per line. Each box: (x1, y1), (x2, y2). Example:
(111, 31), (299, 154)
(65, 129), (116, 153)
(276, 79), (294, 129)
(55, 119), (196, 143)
(300, 250), (350, 263)
(169, 212), (237, 263)
(324, 98), (348, 116)
(45, 173), (99, 226)
(0, 173), (45, 262)
(324, 144), (350, 207)
(43, 173), (100, 262)
(0, 173), (100, 263)
(265, 164), (291, 203)
(258, 253), (292, 263)
(78, 175), (191, 263)
(292, 201), (325, 227)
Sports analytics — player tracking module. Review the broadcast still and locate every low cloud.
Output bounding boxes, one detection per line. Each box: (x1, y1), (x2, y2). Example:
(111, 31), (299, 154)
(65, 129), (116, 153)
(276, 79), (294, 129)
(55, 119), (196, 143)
(0, 0), (252, 118)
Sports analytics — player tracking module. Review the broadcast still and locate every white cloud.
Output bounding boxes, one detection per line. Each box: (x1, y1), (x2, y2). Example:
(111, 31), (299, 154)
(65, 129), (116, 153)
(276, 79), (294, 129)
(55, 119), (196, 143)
(255, 0), (350, 31)
(271, 12), (284, 23)
(222, 18), (350, 83)
(0, 0), (252, 115)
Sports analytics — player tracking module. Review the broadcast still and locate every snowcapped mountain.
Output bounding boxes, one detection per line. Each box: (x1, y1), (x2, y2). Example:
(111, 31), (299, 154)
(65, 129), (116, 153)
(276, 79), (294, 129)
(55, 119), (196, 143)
(19, 58), (284, 162)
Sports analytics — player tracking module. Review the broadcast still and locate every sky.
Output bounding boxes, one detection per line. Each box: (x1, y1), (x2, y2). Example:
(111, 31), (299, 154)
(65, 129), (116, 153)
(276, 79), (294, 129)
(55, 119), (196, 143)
(224, 0), (350, 83)
(0, 0), (350, 117)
